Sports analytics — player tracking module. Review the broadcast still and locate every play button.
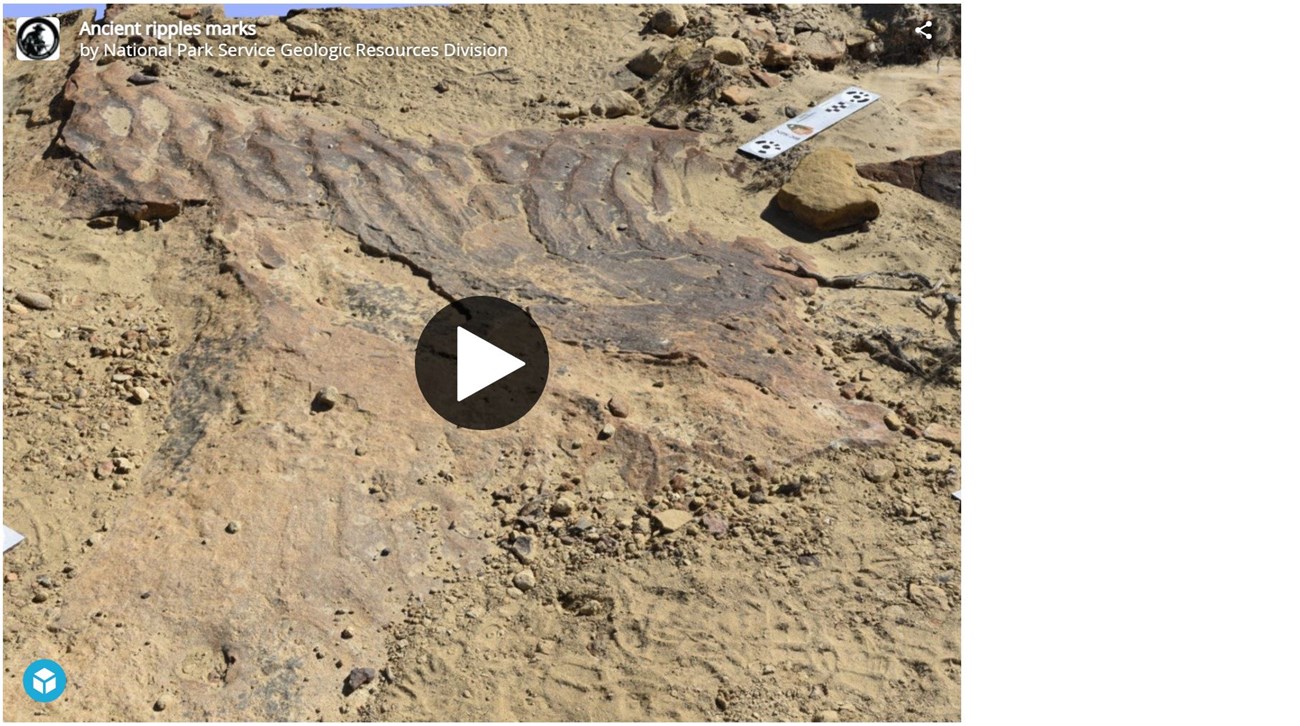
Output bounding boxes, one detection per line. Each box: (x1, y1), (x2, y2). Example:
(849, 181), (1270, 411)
(414, 296), (549, 429)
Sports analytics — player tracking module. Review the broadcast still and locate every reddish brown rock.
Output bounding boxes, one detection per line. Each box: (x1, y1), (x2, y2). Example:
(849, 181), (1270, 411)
(720, 85), (755, 106)
(760, 42), (797, 69)
(857, 150), (962, 208)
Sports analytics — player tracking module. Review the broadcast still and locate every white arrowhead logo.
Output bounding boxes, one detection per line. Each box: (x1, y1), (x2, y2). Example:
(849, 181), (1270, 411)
(457, 326), (525, 402)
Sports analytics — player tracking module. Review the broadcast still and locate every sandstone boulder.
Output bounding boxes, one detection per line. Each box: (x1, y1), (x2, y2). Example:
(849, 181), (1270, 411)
(775, 148), (881, 231)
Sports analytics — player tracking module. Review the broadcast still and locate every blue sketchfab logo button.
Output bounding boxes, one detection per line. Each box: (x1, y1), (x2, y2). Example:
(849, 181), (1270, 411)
(24, 659), (66, 702)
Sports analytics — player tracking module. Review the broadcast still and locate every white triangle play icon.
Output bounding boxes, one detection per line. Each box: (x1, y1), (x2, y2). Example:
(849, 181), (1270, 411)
(457, 327), (526, 402)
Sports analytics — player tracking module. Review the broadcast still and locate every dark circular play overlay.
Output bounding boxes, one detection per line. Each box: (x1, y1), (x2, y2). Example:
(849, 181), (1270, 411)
(414, 296), (549, 430)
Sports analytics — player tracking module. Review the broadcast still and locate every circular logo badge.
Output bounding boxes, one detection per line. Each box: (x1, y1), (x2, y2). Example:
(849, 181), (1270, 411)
(24, 659), (67, 703)
(414, 296), (549, 430)
(17, 18), (60, 61)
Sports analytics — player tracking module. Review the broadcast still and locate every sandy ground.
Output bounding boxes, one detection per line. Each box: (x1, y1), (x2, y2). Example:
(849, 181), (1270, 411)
(3, 4), (960, 721)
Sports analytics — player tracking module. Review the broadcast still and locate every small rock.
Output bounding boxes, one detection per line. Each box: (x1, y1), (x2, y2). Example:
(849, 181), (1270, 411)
(884, 411), (904, 431)
(651, 6), (688, 37)
(748, 490), (767, 505)
(285, 15), (326, 38)
(128, 72), (159, 86)
(113, 457), (135, 474)
(550, 497), (574, 518)
(16, 292), (52, 311)
(741, 109), (761, 123)
(508, 535), (534, 564)
(648, 108), (681, 129)
(340, 627), (354, 639)
(865, 460), (896, 483)
(591, 90), (641, 119)
(606, 397), (629, 418)
(908, 582), (950, 611)
(153, 695), (172, 712)
(627, 45), (667, 78)
(704, 36), (749, 65)
(94, 460), (114, 479)
(760, 42), (797, 69)
(652, 509), (692, 533)
(130, 387), (151, 404)
(434, 80), (450, 94)
(512, 569), (536, 592)
(738, 15), (777, 44)
(775, 148), (881, 231)
(313, 386), (340, 412)
(225, 521), (240, 534)
(814, 710), (840, 722)
(720, 85), (755, 106)
(923, 423), (961, 450)
(175, 7), (201, 20)
(799, 32), (847, 69)
(597, 423), (617, 440)
(32, 590), (49, 603)
(750, 69), (782, 88)
(343, 667), (376, 695)
(4, 572), (17, 583)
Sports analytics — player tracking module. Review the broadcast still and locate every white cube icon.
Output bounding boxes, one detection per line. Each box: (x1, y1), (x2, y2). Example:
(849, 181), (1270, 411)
(32, 667), (57, 694)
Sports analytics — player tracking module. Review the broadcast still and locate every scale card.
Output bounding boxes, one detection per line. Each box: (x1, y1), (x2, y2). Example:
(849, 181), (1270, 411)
(739, 86), (881, 159)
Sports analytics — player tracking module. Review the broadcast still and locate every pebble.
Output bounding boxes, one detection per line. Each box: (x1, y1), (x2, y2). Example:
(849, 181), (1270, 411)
(923, 423), (961, 451)
(4, 572), (17, 583)
(16, 292), (52, 310)
(651, 6), (688, 37)
(225, 521), (241, 534)
(508, 535), (534, 564)
(598, 423), (617, 440)
(131, 387), (151, 404)
(864, 460), (896, 483)
(649, 108), (681, 129)
(748, 490), (767, 504)
(704, 36), (749, 65)
(652, 509), (692, 533)
(591, 90), (641, 119)
(153, 694), (172, 712)
(512, 569), (536, 592)
(883, 411), (903, 431)
(344, 667), (376, 695)
(760, 42), (797, 69)
(32, 591), (49, 603)
(285, 15), (326, 38)
(606, 397), (629, 418)
(549, 497), (574, 518)
(720, 85), (755, 106)
(814, 710), (840, 722)
(341, 627), (354, 639)
(313, 386), (340, 411)
(626, 46), (666, 78)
